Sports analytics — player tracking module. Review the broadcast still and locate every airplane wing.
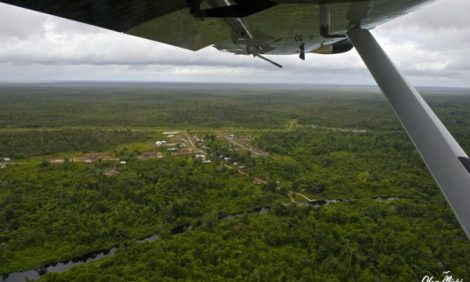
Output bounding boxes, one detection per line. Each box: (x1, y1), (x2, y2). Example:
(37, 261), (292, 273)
(1, 0), (429, 53)
(0, 0), (233, 51)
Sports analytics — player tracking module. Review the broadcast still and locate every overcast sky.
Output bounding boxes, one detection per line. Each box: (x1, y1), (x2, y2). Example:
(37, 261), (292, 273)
(0, 0), (469, 87)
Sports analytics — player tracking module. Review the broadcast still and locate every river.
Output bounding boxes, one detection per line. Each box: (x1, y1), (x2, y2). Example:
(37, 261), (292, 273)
(1, 196), (406, 282)
(0, 207), (269, 282)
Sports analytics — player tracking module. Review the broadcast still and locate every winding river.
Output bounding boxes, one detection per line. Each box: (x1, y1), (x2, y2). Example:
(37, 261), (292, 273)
(1, 196), (407, 282)
(0, 207), (269, 282)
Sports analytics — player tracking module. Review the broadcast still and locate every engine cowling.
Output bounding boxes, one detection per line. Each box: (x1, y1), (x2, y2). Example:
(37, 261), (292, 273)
(312, 39), (354, 55)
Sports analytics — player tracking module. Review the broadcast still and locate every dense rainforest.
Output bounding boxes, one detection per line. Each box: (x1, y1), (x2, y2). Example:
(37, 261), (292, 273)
(1, 83), (470, 281)
(0, 129), (149, 159)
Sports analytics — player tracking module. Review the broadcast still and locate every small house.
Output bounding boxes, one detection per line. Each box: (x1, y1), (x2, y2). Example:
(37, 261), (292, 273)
(156, 140), (167, 146)
(195, 154), (207, 161)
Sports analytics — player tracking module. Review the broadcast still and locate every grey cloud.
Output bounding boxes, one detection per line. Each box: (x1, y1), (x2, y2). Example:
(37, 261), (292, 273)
(0, 0), (469, 86)
(0, 4), (46, 39)
(378, 0), (470, 30)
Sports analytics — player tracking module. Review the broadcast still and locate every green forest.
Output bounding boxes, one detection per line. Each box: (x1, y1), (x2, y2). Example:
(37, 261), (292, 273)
(1, 83), (470, 281)
(1, 83), (469, 131)
(0, 129), (149, 159)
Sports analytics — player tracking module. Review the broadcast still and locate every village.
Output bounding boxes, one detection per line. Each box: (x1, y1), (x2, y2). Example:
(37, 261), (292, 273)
(0, 130), (270, 184)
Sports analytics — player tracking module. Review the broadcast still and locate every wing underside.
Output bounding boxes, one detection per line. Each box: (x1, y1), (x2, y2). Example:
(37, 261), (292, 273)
(1, 0), (228, 51)
(1, 0), (430, 53)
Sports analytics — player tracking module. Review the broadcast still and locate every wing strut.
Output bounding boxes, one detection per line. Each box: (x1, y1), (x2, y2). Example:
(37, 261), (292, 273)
(254, 54), (283, 68)
(348, 28), (470, 240)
